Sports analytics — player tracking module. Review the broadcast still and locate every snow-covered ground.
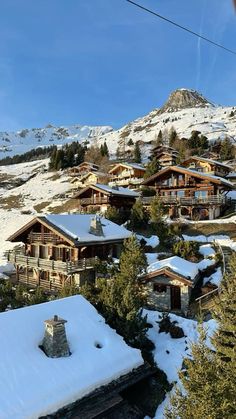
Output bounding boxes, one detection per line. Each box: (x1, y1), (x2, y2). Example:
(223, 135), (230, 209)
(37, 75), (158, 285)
(144, 310), (217, 418)
(0, 124), (112, 158)
(0, 295), (143, 419)
(0, 90), (235, 162)
(96, 100), (236, 158)
(183, 234), (236, 251)
(0, 159), (76, 278)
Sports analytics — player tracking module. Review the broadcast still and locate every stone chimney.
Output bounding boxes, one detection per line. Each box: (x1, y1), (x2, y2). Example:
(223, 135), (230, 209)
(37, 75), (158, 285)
(42, 315), (70, 358)
(89, 216), (104, 236)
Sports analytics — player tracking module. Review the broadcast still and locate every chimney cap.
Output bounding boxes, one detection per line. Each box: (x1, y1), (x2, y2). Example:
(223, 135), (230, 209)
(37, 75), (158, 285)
(44, 315), (67, 326)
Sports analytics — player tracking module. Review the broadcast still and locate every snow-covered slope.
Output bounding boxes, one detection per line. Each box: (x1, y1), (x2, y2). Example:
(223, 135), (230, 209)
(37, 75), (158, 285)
(96, 89), (236, 157)
(1, 89), (235, 161)
(0, 124), (113, 158)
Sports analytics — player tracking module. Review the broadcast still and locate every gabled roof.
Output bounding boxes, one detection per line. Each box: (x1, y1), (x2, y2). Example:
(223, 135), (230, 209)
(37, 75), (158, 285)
(109, 162), (146, 174)
(79, 171), (109, 181)
(226, 172), (236, 179)
(142, 256), (199, 285)
(181, 156), (233, 171)
(142, 166), (234, 188)
(8, 214), (132, 246)
(78, 161), (99, 169)
(0, 295), (143, 419)
(75, 183), (139, 198)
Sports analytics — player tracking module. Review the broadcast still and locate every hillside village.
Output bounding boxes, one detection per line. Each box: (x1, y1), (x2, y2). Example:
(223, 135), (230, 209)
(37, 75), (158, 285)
(0, 89), (236, 418)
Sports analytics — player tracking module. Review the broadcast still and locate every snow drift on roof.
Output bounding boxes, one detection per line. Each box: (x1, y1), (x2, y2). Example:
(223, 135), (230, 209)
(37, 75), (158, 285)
(0, 295), (143, 419)
(94, 183), (139, 197)
(45, 214), (131, 242)
(147, 256), (199, 280)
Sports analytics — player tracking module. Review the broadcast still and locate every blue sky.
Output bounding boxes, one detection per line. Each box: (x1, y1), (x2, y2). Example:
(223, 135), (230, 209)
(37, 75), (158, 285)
(0, 0), (235, 131)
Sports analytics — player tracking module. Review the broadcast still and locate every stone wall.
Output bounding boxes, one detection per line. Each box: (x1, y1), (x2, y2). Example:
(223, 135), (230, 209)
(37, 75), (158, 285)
(144, 276), (191, 314)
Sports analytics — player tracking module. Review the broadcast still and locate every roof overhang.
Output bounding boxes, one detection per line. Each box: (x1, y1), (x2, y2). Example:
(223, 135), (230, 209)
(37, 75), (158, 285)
(140, 267), (194, 286)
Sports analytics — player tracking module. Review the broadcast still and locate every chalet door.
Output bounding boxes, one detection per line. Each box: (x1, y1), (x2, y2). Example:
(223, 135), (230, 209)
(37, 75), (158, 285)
(170, 286), (181, 310)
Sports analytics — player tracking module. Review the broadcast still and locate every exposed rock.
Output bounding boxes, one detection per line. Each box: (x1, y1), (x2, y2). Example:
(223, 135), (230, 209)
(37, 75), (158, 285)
(158, 88), (213, 114)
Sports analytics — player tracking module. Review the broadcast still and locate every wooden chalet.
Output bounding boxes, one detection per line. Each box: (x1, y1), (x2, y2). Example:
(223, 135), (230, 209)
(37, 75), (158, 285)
(70, 170), (110, 189)
(152, 145), (179, 167)
(181, 156), (232, 177)
(7, 214), (131, 292)
(142, 165), (234, 220)
(68, 161), (99, 177)
(140, 256), (199, 314)
(74, 183), (139, 213)
(108, 162), (146, 188)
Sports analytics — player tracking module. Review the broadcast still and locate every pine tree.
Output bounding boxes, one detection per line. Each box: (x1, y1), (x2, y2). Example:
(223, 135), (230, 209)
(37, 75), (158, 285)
(133, 142), (141, 163)
(219, 137), (235, 161)
(150, 195), (165, 224)
(165, 255), (236, 419)
(157, 130), (163, 144)
(169, 127), (178, 147)
(101, 235), (147, 345)
(119, 235), (147, 281)
(165, 328), (219, 419)
(144, 156), (161, 179)
(129, 198), (147, 229)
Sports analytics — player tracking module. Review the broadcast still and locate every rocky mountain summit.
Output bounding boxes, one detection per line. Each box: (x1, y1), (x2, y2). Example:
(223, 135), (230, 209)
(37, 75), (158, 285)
(158, 88), (213, 114)
(0, 88), (235, 160)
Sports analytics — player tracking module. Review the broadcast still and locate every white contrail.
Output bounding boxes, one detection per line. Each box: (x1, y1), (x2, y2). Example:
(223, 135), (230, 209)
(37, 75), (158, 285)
(196, 0), (207, 91)
(205, 2), (233, 91)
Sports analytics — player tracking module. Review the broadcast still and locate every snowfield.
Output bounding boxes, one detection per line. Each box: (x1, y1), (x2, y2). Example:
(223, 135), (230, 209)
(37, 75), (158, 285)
(96, 101), (236, 158)
(144, 310), (217, 419)
(0, 124), (113, 158)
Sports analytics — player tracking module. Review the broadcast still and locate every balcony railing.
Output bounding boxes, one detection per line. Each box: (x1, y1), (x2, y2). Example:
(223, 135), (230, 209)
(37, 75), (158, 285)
(109, 178), (142, 186)
(79, 197), (109, 205)
(28, 232), (62, 244)
(142, 195), (227, 205)
(8, 251), (98, 274)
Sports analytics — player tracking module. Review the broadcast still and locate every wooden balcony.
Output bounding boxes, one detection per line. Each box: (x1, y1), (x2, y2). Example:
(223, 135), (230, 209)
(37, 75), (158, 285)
(142, 195), (227, 206)
(8, 252), (98, 274)
(109, 178), (142, 187)
(28, 232), (62, 244)
(18, 274), (66, 292)
(79, 197), (109, 205)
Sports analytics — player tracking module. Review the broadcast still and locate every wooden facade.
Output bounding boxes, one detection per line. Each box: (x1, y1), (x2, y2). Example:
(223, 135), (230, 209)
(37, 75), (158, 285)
(74, 184), (138, 213)
(7, 216), (127, 292)
(70, 171), (109, 189)
(142, 166), (234, 220)
(181, 156), (232, 177)
(152, 145), (179, 168)
(68, 162), (99, 177)
(108, 162), (146, 188)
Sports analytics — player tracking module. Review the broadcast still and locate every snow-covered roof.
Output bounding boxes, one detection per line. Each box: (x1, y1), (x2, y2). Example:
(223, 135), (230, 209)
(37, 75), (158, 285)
(109, 162), (146, 172)
(8, 214), (132, 245)
(0, 296), (143, 419)
(147, 256), (199, 280)
(44, 214), (132, 243)
(226, 172), (236, 179)
(83, 183), (139, 197)
(183, 156), (232, 170)
(143, 165), (234, 188)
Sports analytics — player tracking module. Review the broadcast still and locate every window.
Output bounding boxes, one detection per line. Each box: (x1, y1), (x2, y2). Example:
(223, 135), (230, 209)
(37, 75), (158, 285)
(153, 284), (167, 293)
(177, 190), (185, 197)
(195, 190), (208, 198)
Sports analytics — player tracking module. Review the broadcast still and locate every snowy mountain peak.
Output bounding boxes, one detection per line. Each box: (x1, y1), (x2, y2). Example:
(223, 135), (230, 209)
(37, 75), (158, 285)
(0, 124), (113, 159)
(159, 88), (213, 114)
